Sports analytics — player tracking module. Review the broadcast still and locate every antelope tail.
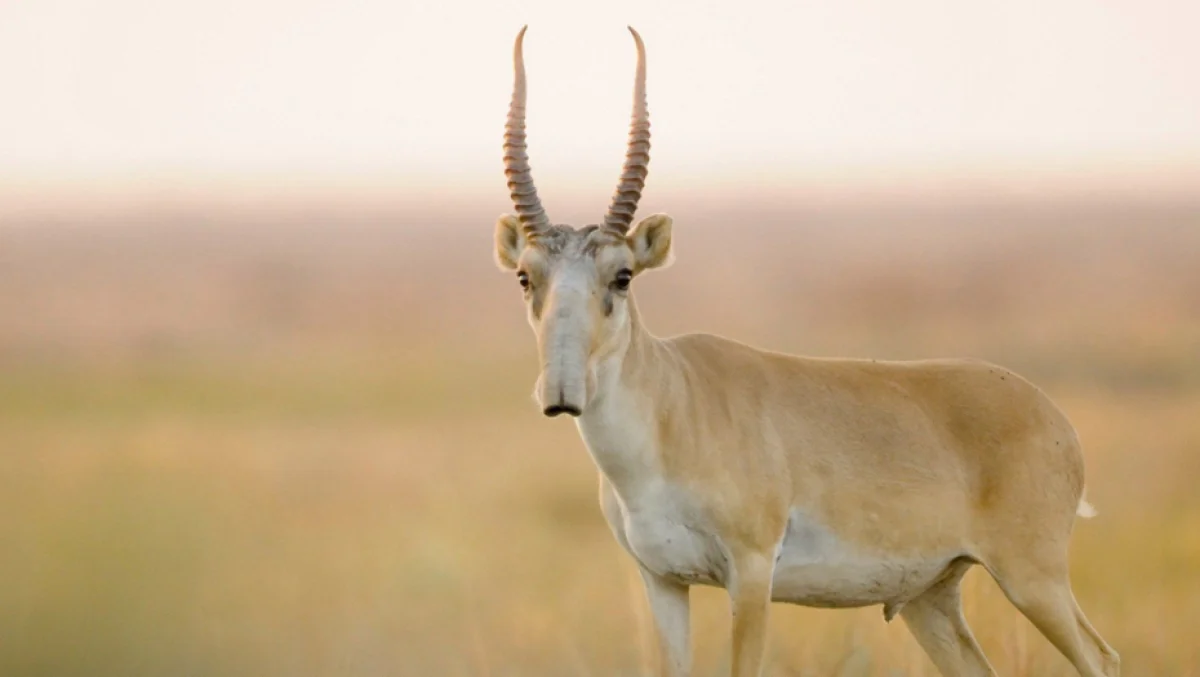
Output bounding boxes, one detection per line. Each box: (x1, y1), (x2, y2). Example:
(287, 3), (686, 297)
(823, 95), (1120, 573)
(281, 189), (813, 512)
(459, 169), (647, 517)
(1076, 490), (1099, 519)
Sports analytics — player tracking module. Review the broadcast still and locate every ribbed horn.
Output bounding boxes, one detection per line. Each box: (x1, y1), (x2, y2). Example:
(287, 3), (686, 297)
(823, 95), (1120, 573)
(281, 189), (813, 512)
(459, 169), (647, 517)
(504, 25), (550, 236)
(602, 26), (651, 234)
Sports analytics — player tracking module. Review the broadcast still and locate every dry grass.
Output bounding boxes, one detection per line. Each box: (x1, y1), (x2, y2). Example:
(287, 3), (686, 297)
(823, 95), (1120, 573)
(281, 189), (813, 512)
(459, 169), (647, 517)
(1, 196), (1198, 675)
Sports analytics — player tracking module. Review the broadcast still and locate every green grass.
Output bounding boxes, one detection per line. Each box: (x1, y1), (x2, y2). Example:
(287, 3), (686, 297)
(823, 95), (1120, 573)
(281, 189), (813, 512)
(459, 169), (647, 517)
(1, 356), (1197, 676)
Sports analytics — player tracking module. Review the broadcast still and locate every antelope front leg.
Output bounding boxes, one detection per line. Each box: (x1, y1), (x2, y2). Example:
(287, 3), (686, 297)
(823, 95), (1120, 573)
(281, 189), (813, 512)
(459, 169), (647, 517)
(728, 551), (776, 677)
(639, 568), (691, 677)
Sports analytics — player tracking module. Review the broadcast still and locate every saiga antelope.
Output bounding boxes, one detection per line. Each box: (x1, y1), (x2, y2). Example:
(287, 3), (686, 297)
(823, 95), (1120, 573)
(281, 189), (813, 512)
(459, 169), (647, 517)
(492, 26), (1120, 677)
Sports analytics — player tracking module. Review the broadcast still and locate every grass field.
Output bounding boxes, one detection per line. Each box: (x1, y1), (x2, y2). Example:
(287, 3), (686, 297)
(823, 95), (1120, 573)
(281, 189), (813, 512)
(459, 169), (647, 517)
(1, 197), (1198, 675)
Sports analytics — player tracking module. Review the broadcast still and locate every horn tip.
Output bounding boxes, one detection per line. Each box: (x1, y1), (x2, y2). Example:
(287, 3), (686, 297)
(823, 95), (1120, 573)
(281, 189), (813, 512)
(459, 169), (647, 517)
(514, 25), (529, 59)
(627, 26), (645, 49)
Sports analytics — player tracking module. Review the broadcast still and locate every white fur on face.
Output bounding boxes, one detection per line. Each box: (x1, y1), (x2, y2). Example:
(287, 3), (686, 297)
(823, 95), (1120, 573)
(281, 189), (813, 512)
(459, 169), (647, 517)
(536, 261), (595, 411)
(511, 225), (637, 414)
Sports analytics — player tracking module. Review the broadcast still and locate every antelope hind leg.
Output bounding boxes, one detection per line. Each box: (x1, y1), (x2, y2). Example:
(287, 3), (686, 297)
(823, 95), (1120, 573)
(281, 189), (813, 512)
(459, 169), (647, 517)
(987, 552), (1119, 677)
(898, 560), (997, 677)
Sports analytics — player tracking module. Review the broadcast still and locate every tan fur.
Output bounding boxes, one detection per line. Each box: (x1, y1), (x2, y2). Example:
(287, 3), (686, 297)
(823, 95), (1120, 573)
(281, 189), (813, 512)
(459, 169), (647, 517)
(494, 213), (1119, 677)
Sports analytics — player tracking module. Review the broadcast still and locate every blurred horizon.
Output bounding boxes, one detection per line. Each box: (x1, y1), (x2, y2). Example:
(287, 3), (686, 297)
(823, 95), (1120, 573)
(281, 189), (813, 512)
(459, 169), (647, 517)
(4, 195), (1199, 370)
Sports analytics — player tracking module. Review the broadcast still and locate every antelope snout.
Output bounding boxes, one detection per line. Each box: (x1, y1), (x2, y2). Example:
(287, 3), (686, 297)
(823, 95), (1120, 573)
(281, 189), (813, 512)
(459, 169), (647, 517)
(537, 281), (594, 418)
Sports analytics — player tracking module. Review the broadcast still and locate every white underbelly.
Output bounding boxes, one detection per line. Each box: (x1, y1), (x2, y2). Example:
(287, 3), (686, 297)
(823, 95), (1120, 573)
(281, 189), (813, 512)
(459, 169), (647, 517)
(608, 499), (961, 608)
(770, 556), (952, 608)
(770, 508), (959, 608)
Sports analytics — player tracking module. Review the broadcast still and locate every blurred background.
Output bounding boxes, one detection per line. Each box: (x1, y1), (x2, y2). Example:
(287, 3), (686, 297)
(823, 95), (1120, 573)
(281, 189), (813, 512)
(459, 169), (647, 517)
(2, 1), (1198, 675)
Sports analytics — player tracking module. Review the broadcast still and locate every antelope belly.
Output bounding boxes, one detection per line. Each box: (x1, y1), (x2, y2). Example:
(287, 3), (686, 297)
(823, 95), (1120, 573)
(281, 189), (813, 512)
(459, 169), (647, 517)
(770, 509), (956, 608)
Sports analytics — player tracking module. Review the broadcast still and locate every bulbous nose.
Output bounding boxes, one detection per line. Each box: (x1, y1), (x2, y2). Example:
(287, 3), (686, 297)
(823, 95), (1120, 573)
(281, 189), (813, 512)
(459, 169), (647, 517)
(537, 276), (590, 419)
(543, 404), (582, 418)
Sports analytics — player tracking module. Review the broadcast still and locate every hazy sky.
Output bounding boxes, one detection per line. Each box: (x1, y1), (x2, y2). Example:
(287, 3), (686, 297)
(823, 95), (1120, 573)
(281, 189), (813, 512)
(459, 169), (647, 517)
(2, 0), (1198, 208)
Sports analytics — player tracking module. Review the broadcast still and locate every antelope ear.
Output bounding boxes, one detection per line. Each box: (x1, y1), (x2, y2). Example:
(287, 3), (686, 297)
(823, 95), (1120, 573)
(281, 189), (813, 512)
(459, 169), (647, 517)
(494, 214), (525, 270)
(628, 213), (674, 271)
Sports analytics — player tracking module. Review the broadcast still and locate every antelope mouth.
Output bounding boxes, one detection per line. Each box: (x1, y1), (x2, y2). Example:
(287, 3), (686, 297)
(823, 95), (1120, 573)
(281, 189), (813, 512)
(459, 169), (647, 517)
(543, 404), (583, 418)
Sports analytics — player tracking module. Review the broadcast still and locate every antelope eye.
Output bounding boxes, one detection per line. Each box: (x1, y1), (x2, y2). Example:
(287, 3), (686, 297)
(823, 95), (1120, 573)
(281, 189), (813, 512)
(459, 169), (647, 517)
(517, 271), (530, 290)
(613, 268), (633, 291)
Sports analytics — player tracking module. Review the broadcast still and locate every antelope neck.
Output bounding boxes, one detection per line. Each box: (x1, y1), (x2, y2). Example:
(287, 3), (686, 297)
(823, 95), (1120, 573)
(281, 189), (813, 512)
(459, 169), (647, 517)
(576, 295), (674, 495)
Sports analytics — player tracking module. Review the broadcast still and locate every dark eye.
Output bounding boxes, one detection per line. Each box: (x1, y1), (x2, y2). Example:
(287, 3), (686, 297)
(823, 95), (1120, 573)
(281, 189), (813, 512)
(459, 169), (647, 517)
(613, 268), (633, 291)
(517, 271), (530, 290)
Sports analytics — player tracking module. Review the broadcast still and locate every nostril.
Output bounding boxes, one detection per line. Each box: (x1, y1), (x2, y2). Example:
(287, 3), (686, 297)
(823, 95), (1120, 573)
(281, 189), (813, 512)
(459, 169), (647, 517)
(543, 404), (582, 418)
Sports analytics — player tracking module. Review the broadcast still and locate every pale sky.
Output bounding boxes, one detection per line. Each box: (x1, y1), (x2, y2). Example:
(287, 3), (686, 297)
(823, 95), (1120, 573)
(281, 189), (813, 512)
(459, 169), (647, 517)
(2, 0), (1198, 209)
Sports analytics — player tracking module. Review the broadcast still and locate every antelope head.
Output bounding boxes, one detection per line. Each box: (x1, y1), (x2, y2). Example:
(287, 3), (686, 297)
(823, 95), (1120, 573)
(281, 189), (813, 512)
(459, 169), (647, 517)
(494, 26), (673, 418)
